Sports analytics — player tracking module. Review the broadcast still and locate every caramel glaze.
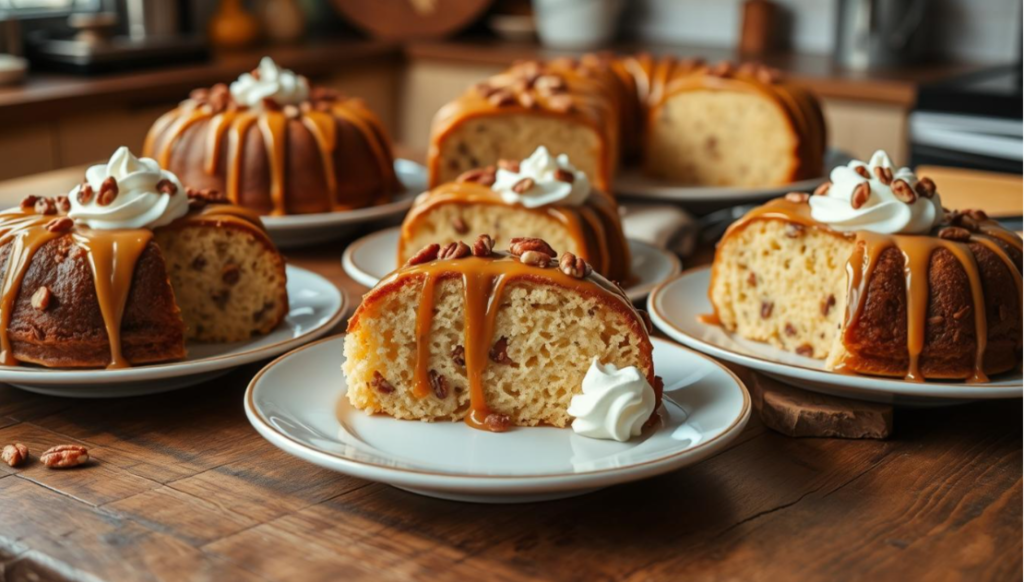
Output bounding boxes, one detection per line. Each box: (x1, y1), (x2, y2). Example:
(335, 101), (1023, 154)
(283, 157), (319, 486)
(428, 59), (624, 191)
(709, 198), (1023, 382)
(144, 98), (396, 216)
(398, 182), (632, 283)
(0, 203), (269, 369)
(353, 254), (653, 431)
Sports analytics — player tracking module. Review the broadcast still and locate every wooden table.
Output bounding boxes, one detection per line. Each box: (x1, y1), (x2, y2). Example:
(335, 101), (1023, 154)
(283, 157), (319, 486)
(0, 171), (1021, 582)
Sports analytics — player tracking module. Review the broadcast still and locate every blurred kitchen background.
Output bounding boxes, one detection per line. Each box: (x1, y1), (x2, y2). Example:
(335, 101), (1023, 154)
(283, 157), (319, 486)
(0, 0), (1020, 182)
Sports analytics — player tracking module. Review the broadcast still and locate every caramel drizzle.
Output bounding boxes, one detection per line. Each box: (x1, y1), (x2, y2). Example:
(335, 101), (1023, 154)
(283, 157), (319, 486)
(379, 255), (641, 431)
(226, 113), (258, 205)
(205, 111), (239, 174)
(300, 111), (339, 209)
(0, 214), (61, 365)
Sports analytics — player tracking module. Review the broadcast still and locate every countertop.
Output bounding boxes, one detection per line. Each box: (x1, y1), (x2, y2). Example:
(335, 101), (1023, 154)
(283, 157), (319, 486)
(0, 37), (987, 127)
(0, 163), (1020, 582)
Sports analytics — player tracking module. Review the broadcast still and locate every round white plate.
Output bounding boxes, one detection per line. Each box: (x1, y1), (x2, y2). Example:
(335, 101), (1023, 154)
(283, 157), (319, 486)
(0, 265), (346, 398)
(615, 149), (852, 203)
(648, 267), (1024, 405)
(342, 226), (681, 302)
(246, 335), (750, 503)
(261, 159), (427, 249)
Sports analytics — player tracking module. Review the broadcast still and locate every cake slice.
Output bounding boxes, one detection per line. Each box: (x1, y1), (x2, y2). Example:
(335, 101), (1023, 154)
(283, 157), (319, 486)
(344, 235), (659, 431)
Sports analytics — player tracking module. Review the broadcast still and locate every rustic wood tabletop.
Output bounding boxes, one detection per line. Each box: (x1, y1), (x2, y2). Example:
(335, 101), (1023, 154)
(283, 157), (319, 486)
(0, 167), (1021, 582)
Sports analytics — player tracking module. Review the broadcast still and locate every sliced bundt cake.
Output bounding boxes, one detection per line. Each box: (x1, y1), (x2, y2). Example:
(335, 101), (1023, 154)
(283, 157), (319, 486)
(1, 147), (287, 369)
(400, 146), (632, 284)
(709, 151), (1022, 382)
(344, 235), (660, 432)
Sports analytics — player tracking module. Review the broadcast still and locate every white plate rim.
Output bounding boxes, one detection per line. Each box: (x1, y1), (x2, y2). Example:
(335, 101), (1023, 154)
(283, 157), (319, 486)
(648, 266), (1024, 398)
(0, 265), (346, 385)
(615, 148), (852, 202)
(244, 335), (751, 489)
(259, 159), (426, 231)
(341, 226), (682, 302)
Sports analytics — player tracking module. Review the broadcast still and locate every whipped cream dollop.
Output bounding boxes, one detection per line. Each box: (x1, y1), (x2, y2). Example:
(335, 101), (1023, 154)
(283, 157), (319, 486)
(491, 146), (591, 208)
(229, 57), (310, 108)
(809, 150), (943, 235)
(567, 358), (656, 442)
(68, 147), (189, 230)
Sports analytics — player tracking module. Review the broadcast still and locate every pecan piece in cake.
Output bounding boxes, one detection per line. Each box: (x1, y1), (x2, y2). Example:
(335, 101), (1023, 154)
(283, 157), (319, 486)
(761, 301), (774, 319)
(472, 234), (494, 257)
(429, 370), (449, 399)
(371, 371), (394, 394)
(40, 444), (89, 469)
(509, 237), (555, 258)
(451, 215), (469, 235)
(891, 179), (916, 204)
(785, 223), (806, 238)
(31, 286), (52, 311)
(438, 241), (471, 260)
(406, 243), (441, 267)
(559, 252), (590, 278)
(222, 264), (241, 285)
(490, 336), (516, 365)
(2, 443), (28, 467)
(451, 345), (466, 367)
(821, 294), (836, 316)
(850, 183), (871, 210)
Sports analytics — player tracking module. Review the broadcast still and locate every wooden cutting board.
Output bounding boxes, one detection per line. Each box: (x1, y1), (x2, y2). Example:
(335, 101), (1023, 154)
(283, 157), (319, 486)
(330, 0), (493, 39)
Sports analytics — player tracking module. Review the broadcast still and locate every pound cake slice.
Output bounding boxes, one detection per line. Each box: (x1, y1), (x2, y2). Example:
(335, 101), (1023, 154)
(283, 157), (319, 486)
(709, 151), (1022, 381)
(344, 235), (659, 431)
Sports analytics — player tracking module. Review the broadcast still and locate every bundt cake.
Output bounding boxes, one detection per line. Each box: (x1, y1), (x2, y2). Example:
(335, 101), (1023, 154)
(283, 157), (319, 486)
(399, 146), (632, 284)
(708, 150), (1022, 382)
(1, 147), (287, 369)
(343, 234), (661, 435)
(428, 54), (826, 190)
(144, 57), (399, 216)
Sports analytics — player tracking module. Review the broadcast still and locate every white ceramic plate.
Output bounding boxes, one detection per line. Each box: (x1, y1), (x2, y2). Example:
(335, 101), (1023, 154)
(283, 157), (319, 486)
(0, 265), (345, 398)
(261, 159), (428, 249)
(341, 226), (681, 302)
(615, 149), (852, 203)
(648, 267), (1023, 405)
(246, 335), (751, 503)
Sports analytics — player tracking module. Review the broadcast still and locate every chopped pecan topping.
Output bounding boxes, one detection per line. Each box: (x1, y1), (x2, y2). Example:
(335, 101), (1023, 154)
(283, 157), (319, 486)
(497, 159), (520, 173)
(784, 192), (809, 204)
(371, 371), (394, 394)
(509, 237), (555, 258)
(185, 187), (225, 209)
(891, 179), (916, 204)
(472, 234), (494, 257)
(45, 217), (73, 233)
(451, 345), (466, 367)
(20, 195), (40, 210)
(484, 413), (512, 432)
(518, 92), (537, 109)
(554, 168), (575, 183)
(77, 183), (95, 204)
(938, 226), (971, 242)
(31, 286), (52, 311)
(474, 82), (500, 98)
(821, 294), (836, 316)
(1, 443), (28, 467)
(490, 336), (515, 365)
(451, 215), (469, 235)
(965, 208), (988, 221)
(97, 177), (119, 206)
(35, 197), (57, 215)
(853, 165), (871, 179)
(222, 264), (241, 285)
(405, 243), (441, 267)
(534, 74), (567, 94)
(813, 182), (831, 196)
(156, 179), (178, 196)
(429, 370), (449, 399)
(511, 177), (535, 194)
(559, 252), (590, 278)
(761, 301), (774, 319)
(55, 196), (71, 213)
(850, 182), (871, 210)
(547, 94), (574, 113)
(455, 167), (496, 187)
(488, 90), (517, 107)
(914, 177), (936, 198)
(438, 241), (471, 260)
(795, 344), (814, 357)
(40, 444), (89, 469)
(708, 61), (734, 77)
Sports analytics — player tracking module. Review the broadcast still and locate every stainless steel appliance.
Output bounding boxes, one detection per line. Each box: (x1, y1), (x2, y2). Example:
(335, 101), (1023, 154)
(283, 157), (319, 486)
(834, 0), (929, 70)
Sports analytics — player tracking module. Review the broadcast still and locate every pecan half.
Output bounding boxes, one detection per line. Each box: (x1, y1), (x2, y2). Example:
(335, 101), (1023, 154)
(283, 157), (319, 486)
(20, 195), (40, 210)
(511, 177), (535, 194)
(851, 182), (871, 210)
(451, 345), (466, 367)
(35, 197), (56, 215)
(509, 237), (555, 258)
(97, 177), (119, 206)
(821, 294), (836, 316)
(891, 179), (916, 204)
(518, 92), (537, 109)
(405, 243), (440, 267)
(953, 305), (972, 320)
(938, 226), (971, 242)
(40, 444), (89, 469)
(784, 192), (809, 204)
(873, 166), (893, 185)
(371, 371), (394, 394)
(914, 177), (936, 198)
(559, 252), (590, 278)
(472, 234), (494, 257)
(455, 167), (496, 187)
(55, 196), (71, 213)
(534, 75), (566, 94)
(31, 286), (52, 311)
(44, 217), (73, 233)
(761, 301), (774, 319)
(1, 443), (28, 467)
(520, 250), (551, 267)
(484, 413), (511, 433)
(451, 215), (469, 234)
(488, 90), (517, 107)
(497, 159), (521, 173)
(813, 182), (831, 196)
(554, 168), (575, 183)
(438, 241), (471, 260)
(965, 209), (988, 221)
(429, 370), (449, 399)
(156, 179), (178, 196)
(853, 165), (871, 179)
(490, 336), (515, 365)
(546, 94), (574, 113)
